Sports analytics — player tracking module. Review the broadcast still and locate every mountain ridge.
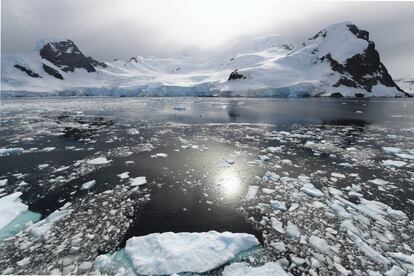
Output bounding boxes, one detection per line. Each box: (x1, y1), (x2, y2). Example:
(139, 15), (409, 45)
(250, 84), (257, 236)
(1, 22), (409, 97)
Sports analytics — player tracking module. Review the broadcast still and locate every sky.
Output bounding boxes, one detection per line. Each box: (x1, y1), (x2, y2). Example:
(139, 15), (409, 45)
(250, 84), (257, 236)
(1, 0), (413, 77)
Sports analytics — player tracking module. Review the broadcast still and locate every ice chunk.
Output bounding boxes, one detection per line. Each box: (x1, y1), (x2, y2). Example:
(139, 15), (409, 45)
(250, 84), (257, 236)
(29, 208), (73, 237)
(0, 179), (8, 187)
(381, 160), (407, 168)
(87, 157), (112, 165)
(331, 172), (346, 179)
(80, 180), (96, 190)
(369, 179), (389, 186)
(0, 192), (28, 230)
(150, 153), (168, 158)
(0, 210), (41, 240)
(286, 221), (300, 239)
(124, 231), (259, 274)
(347, 230), (390, 265)
(382, 147), (401, 154)
(127, 128), (140, 135)
(130, 177), (147, 187)
(0, 147), (24, 156)
(270, 217), (285, 234)
(270, 241), (286, 252)
(309, 235), (330, 255)
(262, 188), (275, 194)
(384, 266), (406, 276)
(223, 262), (289, 276)
(117, 172), (130, 179)
(270, 200), (287, 211)
(245, 186), (259, 200)
(40, 147), (56, 152)
(262, 171), (280, 182)
(395, 153), (414, 160)
(386, 252), (414, 265)
(301, 183), (324, 198)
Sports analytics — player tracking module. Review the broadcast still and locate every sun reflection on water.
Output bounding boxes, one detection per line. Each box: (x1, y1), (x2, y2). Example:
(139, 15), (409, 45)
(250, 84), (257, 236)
(217, 170), (242, 198)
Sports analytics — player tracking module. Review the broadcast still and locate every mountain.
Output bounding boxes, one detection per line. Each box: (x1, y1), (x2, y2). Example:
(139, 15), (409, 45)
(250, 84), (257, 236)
(1, 22), (408, 97)
(395, 75), (414, 95)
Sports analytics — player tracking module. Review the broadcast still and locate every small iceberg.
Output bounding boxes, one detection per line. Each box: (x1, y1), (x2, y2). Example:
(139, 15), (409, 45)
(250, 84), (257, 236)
(120, 231), (260, 274)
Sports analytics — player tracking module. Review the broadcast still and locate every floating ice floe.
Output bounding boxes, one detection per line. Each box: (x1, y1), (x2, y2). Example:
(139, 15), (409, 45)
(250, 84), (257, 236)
(130, 176), (147, 187)
(262, 171), (280, 182)
(150, 153), (168, 158)
(286, 221), (300, 239)
(369, 178), (389, 186)
(117, 172), (130, 179)
(270, 200), (287, 211)
(382, 147), (402, 154)
(381, 160), (407, 167)
(126, 128), (140, 135)
(40, 147), (56, 152)
(87, 157), (112, 165)
(395, 153), (414, 160)
(28, 208), (73, 237)
(300, 183), (324, 198)
(81, 180), (96, 190)
(223, 262), (289, 276)
(331, 172), (346, 179)
(0, 179), (8, 187)
(245, 186), (259, 200)
(0, 147), (24, 156)
(270, 217), (285, 234)
(0, 192), (28, 230)
(123, 231), (259, 274)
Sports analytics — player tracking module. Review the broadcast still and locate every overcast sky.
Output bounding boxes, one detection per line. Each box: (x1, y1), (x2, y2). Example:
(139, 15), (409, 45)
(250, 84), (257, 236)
(1, 0), (413, 77)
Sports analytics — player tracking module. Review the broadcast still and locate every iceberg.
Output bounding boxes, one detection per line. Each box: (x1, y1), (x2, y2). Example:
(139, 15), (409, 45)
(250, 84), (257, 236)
(0, 192), (29, 230)
(124, 231), (260, 274)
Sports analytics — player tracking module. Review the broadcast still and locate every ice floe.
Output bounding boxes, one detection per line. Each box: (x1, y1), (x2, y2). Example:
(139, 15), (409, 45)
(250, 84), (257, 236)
(130, 176), (147, 187)
(123, 231), (260, 274)
(223, 262), (289, 276)
(0, 192), (28, 231)
(28, 208), (73, 237)
(80, 180), (96, 190)
(0, 147), (24, 156)
(87, 157), (112, 165)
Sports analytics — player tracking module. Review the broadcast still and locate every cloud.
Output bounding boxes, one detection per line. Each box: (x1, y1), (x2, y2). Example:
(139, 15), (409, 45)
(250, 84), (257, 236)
(1, 0), (413, 76)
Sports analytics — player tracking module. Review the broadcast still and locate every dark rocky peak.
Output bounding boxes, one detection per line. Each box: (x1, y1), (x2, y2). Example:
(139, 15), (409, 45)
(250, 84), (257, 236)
(37, 39), (106, 75)
(310, 22), (407, 95)
(129, 57), (138, 63)
(14, 65), (41, 78)
(228, 69), (246, 81)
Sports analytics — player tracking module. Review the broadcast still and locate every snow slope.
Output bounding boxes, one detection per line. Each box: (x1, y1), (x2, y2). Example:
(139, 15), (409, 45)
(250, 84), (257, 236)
(1, 22), (408, 97)
(395, 75), (414, 95)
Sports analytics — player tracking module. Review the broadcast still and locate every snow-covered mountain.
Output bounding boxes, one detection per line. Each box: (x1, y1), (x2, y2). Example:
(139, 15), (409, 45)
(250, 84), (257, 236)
(1, 22), (408, 97)
(395, 75), (414, 95)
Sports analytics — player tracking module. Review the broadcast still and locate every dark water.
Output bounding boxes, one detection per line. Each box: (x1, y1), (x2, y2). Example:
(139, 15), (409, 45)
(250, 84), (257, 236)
(1, 97), (413, 250)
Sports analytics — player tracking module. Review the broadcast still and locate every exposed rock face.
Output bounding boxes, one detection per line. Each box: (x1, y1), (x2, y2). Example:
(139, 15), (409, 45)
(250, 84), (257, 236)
(228, 69), (246, 80)
(316, 24), (405, 94)
(42, 64), (64, 80)
(39, 40), (106, 74)
(14, 65), (41, 78)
